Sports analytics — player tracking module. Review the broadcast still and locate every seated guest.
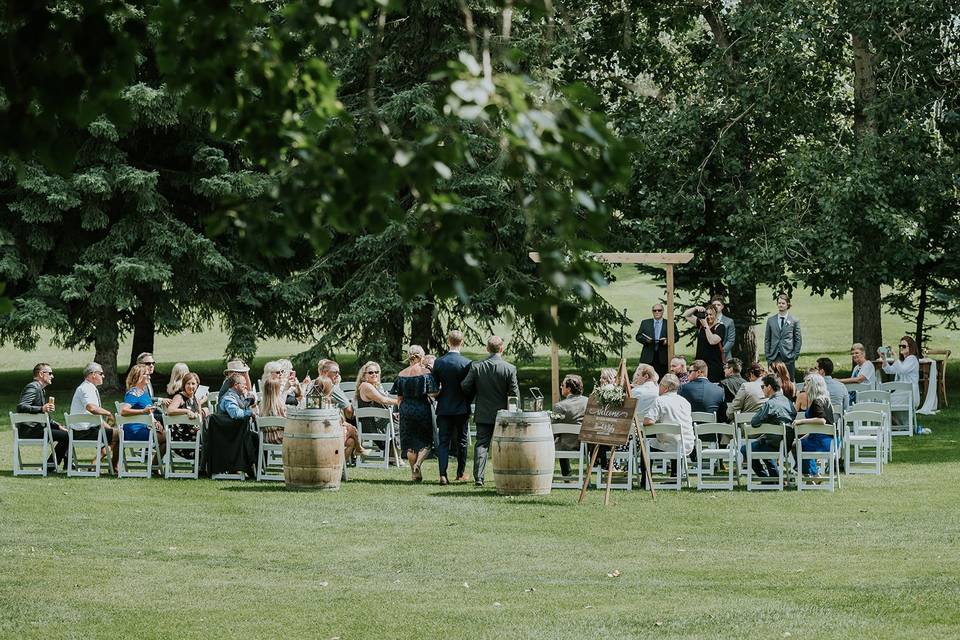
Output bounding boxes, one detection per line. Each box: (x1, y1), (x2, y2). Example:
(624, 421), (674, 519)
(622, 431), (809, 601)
(119, 363), (167, 470)
(742, 374), (796, 477)
(771, 361), (796, 402)
(311, 376), (367, 462)
(260, 360), (283, 392)
(794, 373), (835, 479)
(729, 362), (765, 418)
(69, 362), (117, 464)
(217, 359), (254, 414)
(880, 336), (921, 407)
(277, 359), (303, 406)
(165, 372), (207, 458)
(598, 367), (618, 387)
(669, 357), (689, 386)
(355, 360), (400, 457)
(206, 373), (258, 477)
(679, 359), (725, 419)
(316, 358), (354, 419)
(837, 343), (876, 403)
(17, 363), (69, 472)
(816, 357), (850, 413)
(720, 358), (745, 404)
(631, 364), (660, 417)
(643, 373), (694, 478)
(166, 362), (190, 396)
(794, 366), (821, 413)
(551, 374), (588, 477)
(136, 352), (158, 398)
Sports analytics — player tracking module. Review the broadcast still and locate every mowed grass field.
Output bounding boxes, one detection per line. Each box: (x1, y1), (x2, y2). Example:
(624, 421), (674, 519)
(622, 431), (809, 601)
(2, 272), (959, 639)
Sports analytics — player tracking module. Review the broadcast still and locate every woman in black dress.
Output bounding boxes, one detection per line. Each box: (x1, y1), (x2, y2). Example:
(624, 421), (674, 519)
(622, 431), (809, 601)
(684, 305), (726, 382)
(390, 345), (438, 482)
(165, 372), (207, 459)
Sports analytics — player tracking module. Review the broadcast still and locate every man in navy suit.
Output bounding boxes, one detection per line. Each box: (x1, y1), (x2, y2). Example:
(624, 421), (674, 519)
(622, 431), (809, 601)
(432, 330), (474, 485)
(678, 359), (725, 419)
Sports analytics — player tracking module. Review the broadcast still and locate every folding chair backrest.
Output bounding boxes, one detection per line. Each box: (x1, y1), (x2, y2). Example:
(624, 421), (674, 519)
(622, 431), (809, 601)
(794, 423), (835, 438)
(734, 411), (756, 427)
(257, 416), (287, 430)
(694, 422), (736, 439)
(743, 423), (785, 438)
(881, 381), (915, 407)
(842, 409), (884, 428)
(691, 411), (716, 425)
(63, 412), (100, 429)
(161, 413), (202, 429)
(644, 422), (681, 437)
(206, 392), (220, 413)
(552, 423), (580, 436)
(10, 411), (51, 430)
(857, 390), (892, 405)
(355, 406), (392, 421)
(339, 381), (357, 394)
(115, 413), (149, 428)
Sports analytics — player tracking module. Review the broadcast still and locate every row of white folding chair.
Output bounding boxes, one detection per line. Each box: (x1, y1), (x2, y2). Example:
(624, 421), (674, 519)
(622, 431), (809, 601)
(694, 423), (737, 490)
(551, 423), (586, 489)
(854, 390), (893, 461)
(256, 416), (286, 481)
(689, 411), (718, 477)
(794, 423), (839, 491)
(642, 423), (690, 491)
(743, 423), (786, 491)
(879, 381), (915, 437)
(354, 406), (393, 469)
(9, 412), (58, 477)
(842, 408), (886, 475)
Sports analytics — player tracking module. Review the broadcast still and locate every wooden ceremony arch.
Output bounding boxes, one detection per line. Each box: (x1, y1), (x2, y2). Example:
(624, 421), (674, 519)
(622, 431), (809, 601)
(529, 252), (694, 406)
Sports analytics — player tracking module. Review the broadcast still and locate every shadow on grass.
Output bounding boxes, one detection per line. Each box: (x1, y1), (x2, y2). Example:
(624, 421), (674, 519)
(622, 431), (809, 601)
(219, 483), (290, 492)
(345, 478), (422, 486)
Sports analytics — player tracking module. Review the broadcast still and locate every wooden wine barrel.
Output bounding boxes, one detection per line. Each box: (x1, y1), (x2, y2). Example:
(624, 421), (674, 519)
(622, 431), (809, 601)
(283, 408), (344, 490)
(492, 410), (555, 496)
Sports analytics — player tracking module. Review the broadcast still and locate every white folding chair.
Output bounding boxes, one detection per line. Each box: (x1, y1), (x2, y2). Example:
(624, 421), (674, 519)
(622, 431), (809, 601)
(355, 406), (393, 469)
(551, 423), (586, 489)
(640, 423), (688, 491)
(206, 392), (220, 415)
(842, 409), (885, 475)
(694, 423), (737, 490)
(690, 411), (718, 476)
(594, 437), (635, 491)
(743, 424), (785, 491)
(256, 416), (286, 481)
(881, 381), (916, 437)
(63, 412), (109, 477)
(115, 413), (157, 478)
(795, 423), (837, 492)
(844, 381), (874, 402)
(161, 413), (203, 479)
(339, 381), (357, 395)
(733, 411), (757, 476)
(855, 391), (893, 461)
(10, 411), (57, 476)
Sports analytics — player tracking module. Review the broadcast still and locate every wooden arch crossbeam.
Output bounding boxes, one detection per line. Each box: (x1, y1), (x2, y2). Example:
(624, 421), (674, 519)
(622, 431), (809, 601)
(529, 251), (694, 406)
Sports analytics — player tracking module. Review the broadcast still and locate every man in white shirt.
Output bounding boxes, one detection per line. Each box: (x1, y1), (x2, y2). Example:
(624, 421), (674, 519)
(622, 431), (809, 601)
(69, 362), (117, 452)
(642, 374), (694, 482)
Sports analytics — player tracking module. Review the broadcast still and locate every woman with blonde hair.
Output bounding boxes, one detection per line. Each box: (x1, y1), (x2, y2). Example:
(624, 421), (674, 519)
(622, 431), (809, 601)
(794, 373), (835, 478)
(258, 376), (287, 445)
(390, 345), (438, 481)
(355, 360), (400, 460)
(166, 363), (190, 396)
(118, 363), (166, 471)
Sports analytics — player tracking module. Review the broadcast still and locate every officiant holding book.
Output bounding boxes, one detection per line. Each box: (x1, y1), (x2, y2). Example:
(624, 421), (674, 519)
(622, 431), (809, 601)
(636, 304), (679, 378)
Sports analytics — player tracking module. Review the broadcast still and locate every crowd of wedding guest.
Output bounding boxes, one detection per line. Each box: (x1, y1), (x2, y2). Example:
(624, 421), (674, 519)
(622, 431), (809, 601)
(13, 295), (923, 484)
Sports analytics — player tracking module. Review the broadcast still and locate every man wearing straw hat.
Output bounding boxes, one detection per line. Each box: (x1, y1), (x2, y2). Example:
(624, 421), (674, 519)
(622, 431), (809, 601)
(217, 359), (255, 414)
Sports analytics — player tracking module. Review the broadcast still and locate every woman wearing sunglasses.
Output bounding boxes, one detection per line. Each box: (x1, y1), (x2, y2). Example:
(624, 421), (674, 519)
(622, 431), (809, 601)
(879, 336), (921, 408)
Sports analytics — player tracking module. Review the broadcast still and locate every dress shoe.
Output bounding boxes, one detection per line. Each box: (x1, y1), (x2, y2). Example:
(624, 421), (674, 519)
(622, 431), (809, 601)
(439, 476), (449, 486)
(474, 480), (484, 487)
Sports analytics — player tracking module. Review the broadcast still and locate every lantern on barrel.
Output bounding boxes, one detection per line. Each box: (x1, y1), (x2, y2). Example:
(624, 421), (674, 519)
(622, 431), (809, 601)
(305, 383), (326, 409)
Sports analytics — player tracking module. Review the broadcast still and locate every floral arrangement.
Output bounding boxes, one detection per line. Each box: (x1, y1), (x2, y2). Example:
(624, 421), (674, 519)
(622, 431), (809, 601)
(592, 383), (625, 408)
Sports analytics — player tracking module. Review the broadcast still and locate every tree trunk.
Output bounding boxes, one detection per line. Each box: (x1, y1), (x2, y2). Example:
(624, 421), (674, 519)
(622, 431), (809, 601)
(385, 307), (406, 364)
(95, 315), (121, 393)
(853, 283), (882, 357)
(129, 295), (156, 369)
(409, 293), (435, 352)
(727, 283), (757, 365)
(915, 277), (927, 352)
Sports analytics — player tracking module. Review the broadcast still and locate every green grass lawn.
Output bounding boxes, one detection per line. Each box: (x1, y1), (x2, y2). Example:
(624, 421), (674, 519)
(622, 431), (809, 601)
(2, 273), (959, 639)
(1, 366), (959, 638)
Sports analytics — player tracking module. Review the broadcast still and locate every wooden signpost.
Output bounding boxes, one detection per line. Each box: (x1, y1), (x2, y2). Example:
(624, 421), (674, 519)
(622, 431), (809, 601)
(577, 360), (656, 505)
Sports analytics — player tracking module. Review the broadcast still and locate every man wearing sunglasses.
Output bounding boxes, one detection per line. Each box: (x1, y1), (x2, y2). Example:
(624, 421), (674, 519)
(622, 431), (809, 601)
(17, 363), (69, 472)
(636, 304), (679, 378)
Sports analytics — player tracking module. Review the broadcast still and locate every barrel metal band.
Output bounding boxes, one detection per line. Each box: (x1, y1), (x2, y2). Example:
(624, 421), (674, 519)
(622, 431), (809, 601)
(492, 436), (554, 443)
(491, 469), (554, 476)
(285, 432), (340, 440)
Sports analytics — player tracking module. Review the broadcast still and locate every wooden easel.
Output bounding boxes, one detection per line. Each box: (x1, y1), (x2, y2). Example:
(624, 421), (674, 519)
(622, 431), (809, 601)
(577, 360), (656, 505)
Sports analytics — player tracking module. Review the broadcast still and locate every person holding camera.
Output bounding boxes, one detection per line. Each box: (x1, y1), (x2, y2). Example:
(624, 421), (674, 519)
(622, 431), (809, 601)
(683, 304), (727, 382)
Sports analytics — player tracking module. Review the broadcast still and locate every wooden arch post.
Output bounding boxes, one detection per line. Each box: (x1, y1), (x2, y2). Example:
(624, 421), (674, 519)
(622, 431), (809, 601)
(529, 252), (694, 406)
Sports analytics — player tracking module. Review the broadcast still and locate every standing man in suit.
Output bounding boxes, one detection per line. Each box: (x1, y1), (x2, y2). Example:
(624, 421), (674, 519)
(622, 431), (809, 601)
(461, 335), (520, 487)
(710, 296), (736, 359)
(432, 330), (473, 485)
(764, 293), (802, 380)
(16, 363), (69, 472)
(636, 303), (679, 378)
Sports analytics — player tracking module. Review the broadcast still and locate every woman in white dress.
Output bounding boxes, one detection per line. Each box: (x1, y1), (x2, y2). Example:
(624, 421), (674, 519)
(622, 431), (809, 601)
(880, 335), (921, 407)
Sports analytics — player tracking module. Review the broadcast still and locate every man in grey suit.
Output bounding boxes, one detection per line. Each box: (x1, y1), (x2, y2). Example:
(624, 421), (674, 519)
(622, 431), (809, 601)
(711, 296), (736, 359)
(551, 374), (588, 477)
(461, 335), (520, 487)
(635, 303), (679, 378)
(764, 293), (802, 380)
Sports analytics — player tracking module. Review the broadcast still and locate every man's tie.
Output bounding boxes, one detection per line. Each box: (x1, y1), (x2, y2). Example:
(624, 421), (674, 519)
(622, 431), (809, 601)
(779, 316), (784, 331)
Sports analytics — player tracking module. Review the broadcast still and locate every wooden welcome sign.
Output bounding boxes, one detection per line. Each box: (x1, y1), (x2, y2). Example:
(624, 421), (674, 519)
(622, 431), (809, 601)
(580, 396), (637, 446)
